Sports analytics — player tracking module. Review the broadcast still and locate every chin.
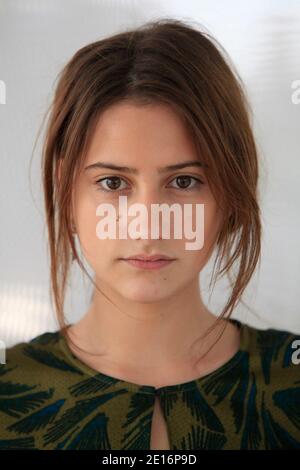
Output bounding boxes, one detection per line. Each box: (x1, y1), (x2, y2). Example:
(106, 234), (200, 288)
(118, 282), (175, 304)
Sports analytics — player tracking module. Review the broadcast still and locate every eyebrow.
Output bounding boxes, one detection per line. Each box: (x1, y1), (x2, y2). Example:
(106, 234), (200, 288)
(84, 160), (207, 173)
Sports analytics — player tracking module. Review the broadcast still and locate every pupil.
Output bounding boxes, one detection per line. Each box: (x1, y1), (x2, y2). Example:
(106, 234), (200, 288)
(107, 177), (120, 190)
(177, 176), (190, 188)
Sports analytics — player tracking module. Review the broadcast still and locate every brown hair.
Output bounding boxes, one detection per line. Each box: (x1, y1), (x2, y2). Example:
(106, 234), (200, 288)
(40, 17), (262, 362)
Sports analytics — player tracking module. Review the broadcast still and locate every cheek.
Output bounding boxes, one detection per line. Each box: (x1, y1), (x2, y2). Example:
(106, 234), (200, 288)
(74, 195), (110, 265)
(203, 201), (222, 243)
(180, 201), (222, 267)
(80, 236), (117, 276)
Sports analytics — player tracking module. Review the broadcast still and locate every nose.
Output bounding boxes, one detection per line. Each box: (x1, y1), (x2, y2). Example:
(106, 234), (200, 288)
(119, 185), (166, 241)
(137, 185), (163, 211)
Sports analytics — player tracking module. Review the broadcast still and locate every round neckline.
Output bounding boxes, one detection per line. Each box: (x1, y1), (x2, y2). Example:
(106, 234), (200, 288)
(58, 319), (250, 395)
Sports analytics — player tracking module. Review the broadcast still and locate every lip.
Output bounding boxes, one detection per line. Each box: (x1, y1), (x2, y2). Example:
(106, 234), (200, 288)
(121, 258), (175, 270)
(124, 254), (175, 262)
(120, 254), (176, 270)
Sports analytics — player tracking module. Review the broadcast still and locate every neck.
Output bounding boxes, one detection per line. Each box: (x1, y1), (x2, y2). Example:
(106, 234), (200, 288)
(67, 278), (237, 377)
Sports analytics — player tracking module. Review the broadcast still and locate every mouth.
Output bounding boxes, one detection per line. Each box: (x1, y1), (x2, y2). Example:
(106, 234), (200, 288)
(119, 256), (176, 270)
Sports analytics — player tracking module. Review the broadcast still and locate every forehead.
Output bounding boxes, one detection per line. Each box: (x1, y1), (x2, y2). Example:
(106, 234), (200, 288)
(84, 101), (199, 168)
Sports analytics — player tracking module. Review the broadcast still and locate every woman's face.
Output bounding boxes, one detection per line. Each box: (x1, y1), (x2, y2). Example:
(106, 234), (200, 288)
(72, 101), (224, 302)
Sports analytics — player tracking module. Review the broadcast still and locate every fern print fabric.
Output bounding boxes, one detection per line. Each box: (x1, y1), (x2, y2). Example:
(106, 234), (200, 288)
(0, 320), (300, 450)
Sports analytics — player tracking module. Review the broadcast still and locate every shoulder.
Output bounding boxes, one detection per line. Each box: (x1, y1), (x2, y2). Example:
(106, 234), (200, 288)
(0, 330), (80, 385)
(0, 331), (64, 448)
(2, 330), (59, 369)
(246, 324), (300, 383)
(0, 330), (89, 449)
(239, 325), (300, 446)
(245, 324), (300, 417)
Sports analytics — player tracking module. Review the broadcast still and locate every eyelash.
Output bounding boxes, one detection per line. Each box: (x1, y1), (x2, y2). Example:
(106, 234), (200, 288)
(94, 175), (204, 193)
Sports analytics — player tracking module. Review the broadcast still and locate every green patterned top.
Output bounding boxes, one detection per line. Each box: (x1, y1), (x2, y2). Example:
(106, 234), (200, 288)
(0, 320), (300, 450)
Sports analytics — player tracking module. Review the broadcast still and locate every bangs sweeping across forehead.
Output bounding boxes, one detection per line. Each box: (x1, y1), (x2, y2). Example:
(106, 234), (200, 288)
(40, 17), (262, 353)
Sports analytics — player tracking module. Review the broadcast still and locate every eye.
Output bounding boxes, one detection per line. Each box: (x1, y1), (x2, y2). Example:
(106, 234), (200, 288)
(95, 174), (204, 193)
(95, 176), (129, 192)
(167, 175), (204, 191)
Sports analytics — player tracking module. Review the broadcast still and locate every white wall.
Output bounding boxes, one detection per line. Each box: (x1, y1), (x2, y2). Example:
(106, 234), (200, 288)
(0, 0), (300, 347)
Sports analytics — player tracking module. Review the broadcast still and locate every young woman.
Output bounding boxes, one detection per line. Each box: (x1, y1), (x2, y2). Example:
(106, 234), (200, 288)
(1, 18), (299, 450)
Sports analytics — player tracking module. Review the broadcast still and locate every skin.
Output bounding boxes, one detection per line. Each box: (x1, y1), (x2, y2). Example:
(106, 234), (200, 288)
(61, 100), (240, 388)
